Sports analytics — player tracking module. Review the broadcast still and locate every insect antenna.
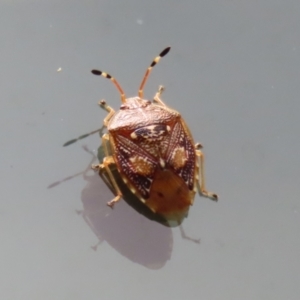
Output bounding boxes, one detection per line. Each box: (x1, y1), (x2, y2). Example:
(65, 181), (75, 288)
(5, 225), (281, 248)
(138, 46), (171, 98)
(91, 70), (126, 103)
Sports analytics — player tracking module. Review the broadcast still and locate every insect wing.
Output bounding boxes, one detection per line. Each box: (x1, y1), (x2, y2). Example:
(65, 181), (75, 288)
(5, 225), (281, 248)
(113, 135), (158, 198)
(165, 121), (195, 190)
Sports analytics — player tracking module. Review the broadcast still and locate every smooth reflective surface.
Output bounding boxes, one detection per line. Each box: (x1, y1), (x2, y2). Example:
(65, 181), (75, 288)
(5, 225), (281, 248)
(1, 1), (300, 299)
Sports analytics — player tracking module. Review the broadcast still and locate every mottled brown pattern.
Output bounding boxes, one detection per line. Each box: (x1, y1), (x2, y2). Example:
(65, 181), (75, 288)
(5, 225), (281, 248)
(108, 98), (179, 131)
(91, 46), (217, 218)
(110, 112), (196, 200)
(129, 155), (154, 176)
(171, 147), (187, 169)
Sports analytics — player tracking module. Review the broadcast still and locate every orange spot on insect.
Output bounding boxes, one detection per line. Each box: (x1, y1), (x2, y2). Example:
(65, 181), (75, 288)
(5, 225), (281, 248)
(129, 155), (154, 176)
(172, 146), (187, 169)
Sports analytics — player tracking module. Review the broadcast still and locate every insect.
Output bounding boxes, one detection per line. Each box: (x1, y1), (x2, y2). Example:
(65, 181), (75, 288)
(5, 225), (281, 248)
(91, 47), (218, 222)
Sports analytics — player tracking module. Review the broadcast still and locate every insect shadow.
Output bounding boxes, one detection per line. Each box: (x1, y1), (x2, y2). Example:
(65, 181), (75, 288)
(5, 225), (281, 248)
(49, 141), (173, 269)
(48, 130), (200, 269)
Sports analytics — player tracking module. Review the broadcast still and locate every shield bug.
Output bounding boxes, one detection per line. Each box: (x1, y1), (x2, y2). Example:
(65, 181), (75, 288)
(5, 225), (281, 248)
(91, 47), (218, 222)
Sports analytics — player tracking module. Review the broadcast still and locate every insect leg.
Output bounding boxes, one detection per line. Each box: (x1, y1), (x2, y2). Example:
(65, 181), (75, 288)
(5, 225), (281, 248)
(153, 85), (167, 106)
(179, 225), (200, 244)
(98, 100), (115, 127)
(63, 127), (104, 146)
(195, 145), (218, 201)
(92, 133), (123, 207)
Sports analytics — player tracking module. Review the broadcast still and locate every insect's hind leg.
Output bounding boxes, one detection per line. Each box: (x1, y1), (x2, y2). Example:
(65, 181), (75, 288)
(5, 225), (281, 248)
(98, 99), (115, 127)
(195, 143), (218, 201)
(92, 133), (123, 207)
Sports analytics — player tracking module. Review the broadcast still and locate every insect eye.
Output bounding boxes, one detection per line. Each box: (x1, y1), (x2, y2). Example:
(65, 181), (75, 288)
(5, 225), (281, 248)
(120, 104), (128, 110)
(141, 100), (152, 108)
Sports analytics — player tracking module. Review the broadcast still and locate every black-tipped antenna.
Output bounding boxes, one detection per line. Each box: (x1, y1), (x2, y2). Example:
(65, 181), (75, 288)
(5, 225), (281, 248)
(138, 47), (171, 98)
(91, 70), (126, 103)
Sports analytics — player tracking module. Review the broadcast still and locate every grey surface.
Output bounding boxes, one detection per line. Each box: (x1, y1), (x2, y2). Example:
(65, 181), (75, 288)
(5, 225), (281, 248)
(1, 1), (300, 299)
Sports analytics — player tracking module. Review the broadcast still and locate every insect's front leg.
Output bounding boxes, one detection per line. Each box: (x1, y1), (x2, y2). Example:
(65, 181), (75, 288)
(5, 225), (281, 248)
(153, 85), (167, 106)
(92, 133), (123, 208)
(98, 100), (115, 127)
(195, 143), (218, 201)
